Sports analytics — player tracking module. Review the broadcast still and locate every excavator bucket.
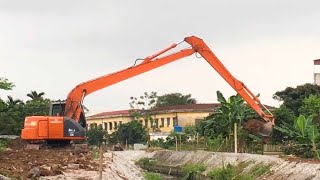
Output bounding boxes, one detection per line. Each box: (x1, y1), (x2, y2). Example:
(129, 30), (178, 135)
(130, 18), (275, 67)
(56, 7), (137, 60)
(244, 119), (273, 136)
(257, 121), (273, 136)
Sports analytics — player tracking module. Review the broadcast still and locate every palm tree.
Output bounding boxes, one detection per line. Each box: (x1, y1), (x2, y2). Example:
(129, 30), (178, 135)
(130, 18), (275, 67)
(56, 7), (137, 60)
(6, 96), (24, 107)
(27, 90), (45, 101)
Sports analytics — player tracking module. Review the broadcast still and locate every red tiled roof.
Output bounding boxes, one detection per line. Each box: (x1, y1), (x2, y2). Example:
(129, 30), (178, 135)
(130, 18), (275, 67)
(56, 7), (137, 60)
(89, 110), (132, 118)
(150, 103), (220, 112)
(88, 103), (276, 119)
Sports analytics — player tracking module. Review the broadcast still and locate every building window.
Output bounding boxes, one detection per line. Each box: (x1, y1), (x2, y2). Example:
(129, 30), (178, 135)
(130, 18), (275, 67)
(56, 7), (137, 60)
(167, 118), (171, 127)
(98, 124), (103, 129)
(90, 123), (97, 129)
(114, 122), (118, 130)
(160, 118), (164, 128)
(139, 120), (143, 124)
(144, 119), (148, 128)
(104, 122), (108, 130)
(173, 117), (178, 126)
(119, 121), (122, 125)
(109, 122), (113, 130)
(155, 118), (159, 128)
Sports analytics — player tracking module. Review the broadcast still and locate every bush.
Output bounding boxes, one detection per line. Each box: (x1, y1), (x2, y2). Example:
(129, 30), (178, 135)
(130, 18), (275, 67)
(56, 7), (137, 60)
(0, 139), (8, 151)
(136, 157), (157, 167)
(207, 164), (235, 180)
(282, 142), (313, 158)
(207, 162), (267, 180)
(143, 172), (162, 180)
(250, 163), (270, 177)
(207, 135), (224, 151)
(182, 163), (206, 176)
(87, 126), (107, 146)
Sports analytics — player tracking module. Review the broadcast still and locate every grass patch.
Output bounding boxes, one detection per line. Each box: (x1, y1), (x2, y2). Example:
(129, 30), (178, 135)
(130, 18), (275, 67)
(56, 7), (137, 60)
(0, 139), (8, 151)
(181, 163), (206, 175)
(181, 163), (206, 179)
(143, 172), (163, 180)
(207, 164), (236, 180)
(136, 157), (157, 166)
(207, 161), (270, 180)
(250, 163), (271, 177)
(91, 149), (100, 160)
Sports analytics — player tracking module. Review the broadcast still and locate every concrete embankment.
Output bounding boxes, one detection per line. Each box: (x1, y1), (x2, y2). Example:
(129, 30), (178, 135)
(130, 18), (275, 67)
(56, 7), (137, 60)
(115, 150), (320, 180)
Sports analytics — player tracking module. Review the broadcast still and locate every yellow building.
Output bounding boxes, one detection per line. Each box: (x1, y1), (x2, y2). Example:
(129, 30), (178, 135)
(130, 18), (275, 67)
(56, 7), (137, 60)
(86, 104), (219, 133)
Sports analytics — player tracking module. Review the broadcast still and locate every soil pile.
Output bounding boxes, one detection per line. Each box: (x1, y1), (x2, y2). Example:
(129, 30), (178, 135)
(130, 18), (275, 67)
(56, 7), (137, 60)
(0, 139), (100, 179)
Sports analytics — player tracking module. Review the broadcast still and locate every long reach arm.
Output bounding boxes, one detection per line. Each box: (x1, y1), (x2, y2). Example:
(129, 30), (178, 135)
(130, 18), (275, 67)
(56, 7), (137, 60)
(65, 36), (274, 132)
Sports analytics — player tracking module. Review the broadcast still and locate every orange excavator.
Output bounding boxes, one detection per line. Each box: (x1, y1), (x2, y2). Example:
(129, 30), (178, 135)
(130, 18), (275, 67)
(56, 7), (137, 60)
(21, 36), (275, 145)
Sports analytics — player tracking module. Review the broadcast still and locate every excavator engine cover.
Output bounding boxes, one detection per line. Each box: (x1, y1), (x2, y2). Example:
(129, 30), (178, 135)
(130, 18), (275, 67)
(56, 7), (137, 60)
(21, 116), (85, 141)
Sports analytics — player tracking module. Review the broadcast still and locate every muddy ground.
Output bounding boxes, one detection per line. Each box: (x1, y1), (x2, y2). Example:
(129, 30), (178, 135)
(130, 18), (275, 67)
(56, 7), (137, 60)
(0, 139), (100, 179)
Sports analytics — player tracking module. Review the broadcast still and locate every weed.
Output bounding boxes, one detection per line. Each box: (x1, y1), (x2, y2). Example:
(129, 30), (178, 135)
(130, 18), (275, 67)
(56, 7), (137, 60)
(143, 172), (163, 180)
(236, 174), (254, 180)
(91, 149), (100, 160)
(0, 139), (8, 151)
(137, 157), (157, 166)
(207, 164), (235, 180)
(250, 163), (271, 177)
(207, 161), (256, 180)
(181, 163), (206, 175)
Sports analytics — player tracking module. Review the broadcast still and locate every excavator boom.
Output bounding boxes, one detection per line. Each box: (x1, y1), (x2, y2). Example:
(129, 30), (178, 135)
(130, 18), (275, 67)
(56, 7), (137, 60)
(21, 35), (274, 143)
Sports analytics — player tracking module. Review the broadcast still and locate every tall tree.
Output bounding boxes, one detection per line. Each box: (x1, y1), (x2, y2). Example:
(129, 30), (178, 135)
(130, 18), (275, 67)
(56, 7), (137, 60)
(6, 96), (23, 108)
(0, 77), (14, 90)
(155, 93), (197, 107)
(27, 90), (45, 101)
(129, 92), (157, 131)
(202, 91), (256, 137)
(273, 83), (320, 115)
(115, 120), (148, 144)
(299, 95), (320, 118)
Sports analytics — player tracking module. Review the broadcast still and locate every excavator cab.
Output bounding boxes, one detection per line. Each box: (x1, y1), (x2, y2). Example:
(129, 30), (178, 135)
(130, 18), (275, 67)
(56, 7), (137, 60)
(50, 101), (87, 129)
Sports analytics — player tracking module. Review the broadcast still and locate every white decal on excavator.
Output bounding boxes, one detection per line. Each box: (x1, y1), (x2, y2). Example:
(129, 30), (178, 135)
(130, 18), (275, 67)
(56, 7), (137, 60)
(68, 128), (75, 136)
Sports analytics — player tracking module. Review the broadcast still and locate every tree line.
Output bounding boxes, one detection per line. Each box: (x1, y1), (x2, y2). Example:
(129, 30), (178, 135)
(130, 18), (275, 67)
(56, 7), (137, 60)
(0, 78), (50, 135)
(3, 76), (320, 159)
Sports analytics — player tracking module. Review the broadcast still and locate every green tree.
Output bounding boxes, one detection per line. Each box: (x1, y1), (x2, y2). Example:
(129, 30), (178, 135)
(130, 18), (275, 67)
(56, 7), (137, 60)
(275, 115), (320, 159)
(0, 98), (7, 112)
(87, 126), (107, 146)
(24, 99), (50, 116)
(273, 83), (320, 115)
(115, 120), (148, 144)
(27, 90), (45, 101)
(0, 101), (25, 135)
(0, 96), (25, 135)
(203, 91), (257, 137)
(155, 93), (197, 107)
(6, 96), (24, 108)
(272, 105), (296, 143)
(299, 95), (320, 118)
(183, 125), (197, 139)
(129, 92), (157, 131)
(0, 77), (14, 90)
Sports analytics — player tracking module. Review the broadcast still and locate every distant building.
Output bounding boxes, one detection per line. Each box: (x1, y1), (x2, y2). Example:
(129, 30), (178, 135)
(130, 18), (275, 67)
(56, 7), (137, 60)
(86, 104), (218, 133)
(86, 103), (275, 134)
(314, 59), (320, 85)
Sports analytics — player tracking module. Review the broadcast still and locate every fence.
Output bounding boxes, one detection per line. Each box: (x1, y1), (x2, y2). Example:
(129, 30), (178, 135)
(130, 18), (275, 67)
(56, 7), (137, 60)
(263, 144), (283, 155)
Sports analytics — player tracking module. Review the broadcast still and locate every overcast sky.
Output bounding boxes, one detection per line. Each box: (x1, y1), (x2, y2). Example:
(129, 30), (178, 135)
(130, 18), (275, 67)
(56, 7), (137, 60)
(0, 0), (319, 115)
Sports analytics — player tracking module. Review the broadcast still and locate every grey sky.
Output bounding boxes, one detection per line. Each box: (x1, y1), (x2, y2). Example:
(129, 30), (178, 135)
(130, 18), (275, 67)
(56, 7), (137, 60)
(0, 0), (319, 115)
